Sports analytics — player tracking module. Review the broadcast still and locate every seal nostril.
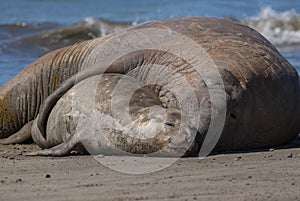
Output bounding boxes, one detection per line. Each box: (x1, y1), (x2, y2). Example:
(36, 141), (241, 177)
(165, 122), (175, 127)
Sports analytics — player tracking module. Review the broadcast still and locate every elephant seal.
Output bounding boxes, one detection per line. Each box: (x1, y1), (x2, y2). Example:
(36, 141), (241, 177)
(1, 17), (299, 156)
(28, 74), (199, 157)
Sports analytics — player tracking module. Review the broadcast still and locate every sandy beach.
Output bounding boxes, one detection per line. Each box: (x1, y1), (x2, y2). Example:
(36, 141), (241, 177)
(1, 136), (299, 201)
(1, 1), (300, 201)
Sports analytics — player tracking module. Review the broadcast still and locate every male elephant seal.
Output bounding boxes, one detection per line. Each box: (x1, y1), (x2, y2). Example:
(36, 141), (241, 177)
(0, 17), (299, 156)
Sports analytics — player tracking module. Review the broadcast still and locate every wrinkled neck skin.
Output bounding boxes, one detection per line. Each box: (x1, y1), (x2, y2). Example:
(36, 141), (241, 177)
(0, 89), (21, 138)
(0, 90), (13, 138)
(0, 82), (36, 139)
(0, 37), (106, 139)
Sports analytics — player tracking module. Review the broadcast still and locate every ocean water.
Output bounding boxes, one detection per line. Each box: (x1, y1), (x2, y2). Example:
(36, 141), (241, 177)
(0, 0), (300, 86)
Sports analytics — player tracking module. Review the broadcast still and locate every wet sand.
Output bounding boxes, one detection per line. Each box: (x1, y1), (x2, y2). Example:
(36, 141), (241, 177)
(1, 137), (300, 201)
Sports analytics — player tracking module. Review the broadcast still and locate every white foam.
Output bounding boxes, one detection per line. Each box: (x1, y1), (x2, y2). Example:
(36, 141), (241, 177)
(84, 16), (98, 26)
(243, 6), (300, 46)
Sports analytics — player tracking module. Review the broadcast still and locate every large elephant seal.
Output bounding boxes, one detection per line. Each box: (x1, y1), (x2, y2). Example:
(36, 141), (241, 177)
(28, 74), (199, 157)
(1, 17), (299, 156)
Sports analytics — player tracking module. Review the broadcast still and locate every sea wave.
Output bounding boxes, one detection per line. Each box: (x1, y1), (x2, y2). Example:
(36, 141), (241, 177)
(242, 6), (300, 49)
(0, 18), (133, 57)
(1, 9), (300, 57)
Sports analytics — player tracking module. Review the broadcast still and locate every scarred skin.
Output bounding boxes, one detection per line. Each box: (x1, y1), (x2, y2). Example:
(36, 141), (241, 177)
(29, 74), (199, 157)
(0, 17), (299, 155)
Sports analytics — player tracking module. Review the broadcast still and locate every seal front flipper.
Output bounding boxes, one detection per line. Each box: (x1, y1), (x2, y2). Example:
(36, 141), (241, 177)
(0, 121), (33, 144)
(25, 132), (83, 156)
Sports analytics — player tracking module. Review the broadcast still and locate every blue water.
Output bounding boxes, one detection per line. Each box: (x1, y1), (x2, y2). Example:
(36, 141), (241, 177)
(1, 0), (300, 24)
(0, 0), (300, 86)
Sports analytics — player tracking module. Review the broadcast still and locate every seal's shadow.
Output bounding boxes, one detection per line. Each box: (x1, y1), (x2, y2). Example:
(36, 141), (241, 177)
(211, 134), (300, 156)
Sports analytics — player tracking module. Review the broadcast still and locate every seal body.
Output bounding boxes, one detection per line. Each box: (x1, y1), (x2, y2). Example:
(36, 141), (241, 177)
(0, 17), (298, 156)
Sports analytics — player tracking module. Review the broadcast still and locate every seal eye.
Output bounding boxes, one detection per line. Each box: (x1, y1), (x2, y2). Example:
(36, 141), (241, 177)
(165, 122), (175, 127)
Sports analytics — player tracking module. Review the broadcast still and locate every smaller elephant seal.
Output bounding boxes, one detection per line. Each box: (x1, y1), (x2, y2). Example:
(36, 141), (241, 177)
(28, 74), (199, 157)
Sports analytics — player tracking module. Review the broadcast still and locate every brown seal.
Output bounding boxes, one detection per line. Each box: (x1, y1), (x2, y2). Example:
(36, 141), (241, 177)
(0, 17), (299, 156)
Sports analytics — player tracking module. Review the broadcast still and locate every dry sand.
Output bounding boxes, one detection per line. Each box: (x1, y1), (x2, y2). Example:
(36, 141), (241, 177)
(0, 136), (299, 201)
